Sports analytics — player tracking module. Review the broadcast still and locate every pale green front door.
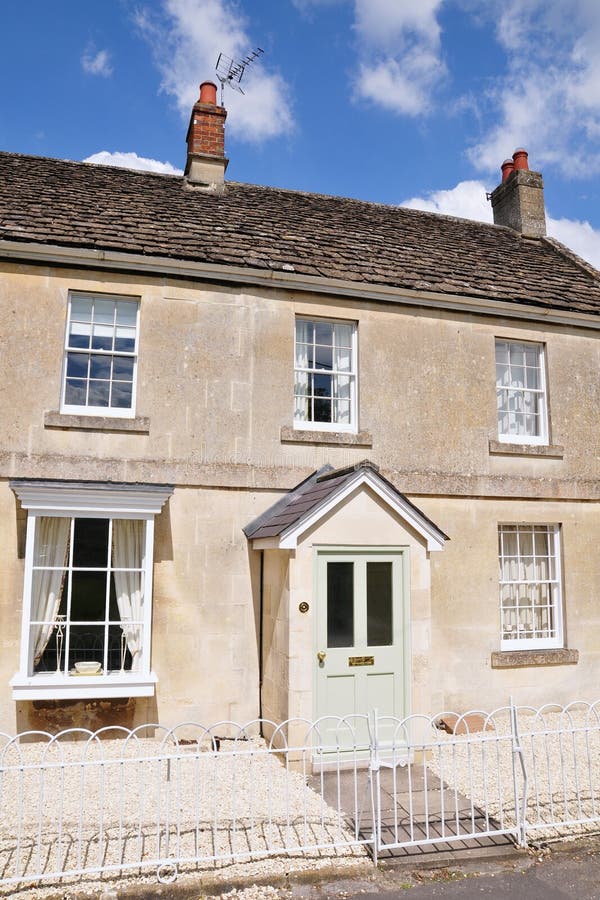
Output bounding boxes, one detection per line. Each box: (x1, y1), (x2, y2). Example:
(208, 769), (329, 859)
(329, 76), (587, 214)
(315, 548), (408, 742)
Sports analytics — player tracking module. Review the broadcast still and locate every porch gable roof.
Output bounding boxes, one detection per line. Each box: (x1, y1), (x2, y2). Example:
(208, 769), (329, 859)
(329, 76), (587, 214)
(244, 460), (448, 551)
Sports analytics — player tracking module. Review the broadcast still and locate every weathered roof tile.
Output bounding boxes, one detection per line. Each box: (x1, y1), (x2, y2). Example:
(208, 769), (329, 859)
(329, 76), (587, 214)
(1, 151), (599, 315)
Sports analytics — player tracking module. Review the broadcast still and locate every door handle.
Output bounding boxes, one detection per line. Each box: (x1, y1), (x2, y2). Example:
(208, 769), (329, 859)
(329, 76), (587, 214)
(317, 650), (326, 665)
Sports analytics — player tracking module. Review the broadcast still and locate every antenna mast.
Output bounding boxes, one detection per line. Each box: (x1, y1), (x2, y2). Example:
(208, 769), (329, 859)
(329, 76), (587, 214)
(215, 47), (264, 105)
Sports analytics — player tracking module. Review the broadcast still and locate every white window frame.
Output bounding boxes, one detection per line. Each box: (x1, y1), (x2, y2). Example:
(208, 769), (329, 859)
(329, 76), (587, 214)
(293, 316), (358, 433)
(498, 523), (563, 651)
(495, 339), (548, 445)
(60, 292), (140, 419)
(10, 481), (171, 701)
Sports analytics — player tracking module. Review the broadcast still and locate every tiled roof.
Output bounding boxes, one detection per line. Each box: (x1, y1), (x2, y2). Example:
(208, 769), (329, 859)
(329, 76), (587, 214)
(244, 460), (448, 542)
(1, 151), (600, 315)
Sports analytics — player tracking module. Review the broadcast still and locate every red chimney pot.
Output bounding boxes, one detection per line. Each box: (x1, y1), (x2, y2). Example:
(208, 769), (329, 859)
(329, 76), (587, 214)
(512, 148), (529, 170)
(199, 81), (218, 106)
(501, 159), (515, 182)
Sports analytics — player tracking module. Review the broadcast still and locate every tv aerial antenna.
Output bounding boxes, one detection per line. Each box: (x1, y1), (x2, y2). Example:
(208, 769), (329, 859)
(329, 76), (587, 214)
(215, 47), (264, 105)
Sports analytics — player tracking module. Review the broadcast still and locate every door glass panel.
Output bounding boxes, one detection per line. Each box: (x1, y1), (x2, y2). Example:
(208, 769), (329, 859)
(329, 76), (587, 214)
(367, 561), (393, 646)
(327, 562), (354, 648)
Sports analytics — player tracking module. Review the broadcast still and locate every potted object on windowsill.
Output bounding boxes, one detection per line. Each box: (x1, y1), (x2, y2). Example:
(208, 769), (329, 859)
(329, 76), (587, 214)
(72, 661), (102, 676)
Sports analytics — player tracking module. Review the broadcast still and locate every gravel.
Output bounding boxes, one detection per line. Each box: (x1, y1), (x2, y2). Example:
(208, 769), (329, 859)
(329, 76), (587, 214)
(427, 707), (600, 843)
(3, 707), (599, 897)
(0, 733), (367, 898)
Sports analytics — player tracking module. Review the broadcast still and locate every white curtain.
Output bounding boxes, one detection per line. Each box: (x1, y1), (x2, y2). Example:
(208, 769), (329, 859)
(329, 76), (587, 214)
(500, 527), (551, 638)
(112, 520), (145, 672)
(294, 320), (311, 422)
(32, 517), (70, 665)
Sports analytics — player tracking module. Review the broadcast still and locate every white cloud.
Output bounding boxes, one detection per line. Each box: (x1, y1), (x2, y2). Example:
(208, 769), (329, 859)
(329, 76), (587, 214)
(465, 1), (600, 177)
(402, 178), (600, 268)
(402, 180), (493, 223)
(547, 216), (600, 269)
(352, 0), (446, 116)
(83, 151), (183, 176)
(81, 47), (113, 78)
(134, 0), (294, 143)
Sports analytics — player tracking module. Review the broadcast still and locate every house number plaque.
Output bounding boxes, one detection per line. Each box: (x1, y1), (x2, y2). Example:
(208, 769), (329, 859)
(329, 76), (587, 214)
(348, 655), (374, 667)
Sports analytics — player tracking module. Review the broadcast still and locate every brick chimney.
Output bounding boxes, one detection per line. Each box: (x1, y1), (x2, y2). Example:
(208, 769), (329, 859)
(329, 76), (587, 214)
(185, 81), (228, 188)
(490, 148), (546, 238)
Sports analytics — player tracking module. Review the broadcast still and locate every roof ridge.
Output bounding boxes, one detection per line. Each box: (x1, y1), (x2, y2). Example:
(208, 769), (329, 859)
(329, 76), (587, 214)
(0, 149), (181, 181)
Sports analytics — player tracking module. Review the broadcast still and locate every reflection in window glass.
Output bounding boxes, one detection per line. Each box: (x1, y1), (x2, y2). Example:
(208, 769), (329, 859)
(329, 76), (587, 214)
(367, 562), (393, 646)
(327, 562), (354, 648)
(294, 318), (356, 428)
(62, 294), (139, 413)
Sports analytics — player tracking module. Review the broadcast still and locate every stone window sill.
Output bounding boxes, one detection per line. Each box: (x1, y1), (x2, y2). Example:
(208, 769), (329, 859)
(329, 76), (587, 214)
(488, 439), (564, 459)
(44, 411), (150, 434)
(491, 648), (578, 669)
(280, 425), (373, 447)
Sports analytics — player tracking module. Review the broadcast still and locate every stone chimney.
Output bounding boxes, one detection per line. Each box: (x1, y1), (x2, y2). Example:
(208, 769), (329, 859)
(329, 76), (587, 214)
(490, 148), (546, 238)
(185, 81), (228, 188)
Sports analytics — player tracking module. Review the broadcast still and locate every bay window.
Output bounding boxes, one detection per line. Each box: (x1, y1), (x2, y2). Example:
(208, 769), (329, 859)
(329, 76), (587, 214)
(10, 480), (172, 700)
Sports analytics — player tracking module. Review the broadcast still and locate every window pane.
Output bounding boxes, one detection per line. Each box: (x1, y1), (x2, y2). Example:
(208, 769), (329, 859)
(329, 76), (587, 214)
(70, 298), (93, 322)
(67, 624), (105, 671)
(114, 327), (136, 353)
(314, 322), (333, 346)
(72, 518), (109, 568)
(91, 324), (114, 351)
(68, 322), (91, 349)
(66, 353), (88, 378)
(327, 562), (354, 648)
(333, 344), (352, 373)
(367, 562), (393, 646)
(295, 342), (311, 369)
(70, 571), (109, 620)
(333, 399), (351, 424)
(65, 379), (87, 405)
(90, 354), (112, 379)
(88, 380), (110, 407)
(115, 301), (138, 326)
(314, 344), (333, 370)
(94, 299), (116, 325)
(334, 323), (353, 348)
(314, 397), (331, 422)
(111, 382), (133, 408)
(314, 373), (331, 398)
(113, 357), (134, 380)
(295, 319), (312, 344)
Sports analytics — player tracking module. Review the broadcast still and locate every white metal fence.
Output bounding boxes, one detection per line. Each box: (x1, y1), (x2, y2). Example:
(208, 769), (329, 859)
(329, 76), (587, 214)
(2, 701), (600, 890)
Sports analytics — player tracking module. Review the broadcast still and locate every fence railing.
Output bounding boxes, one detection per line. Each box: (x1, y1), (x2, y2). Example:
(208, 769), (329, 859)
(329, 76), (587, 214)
(2, 700), (600, 890)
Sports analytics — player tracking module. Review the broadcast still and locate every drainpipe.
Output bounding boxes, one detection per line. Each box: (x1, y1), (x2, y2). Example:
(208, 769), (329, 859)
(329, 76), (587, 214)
(258, 549), (264, 728)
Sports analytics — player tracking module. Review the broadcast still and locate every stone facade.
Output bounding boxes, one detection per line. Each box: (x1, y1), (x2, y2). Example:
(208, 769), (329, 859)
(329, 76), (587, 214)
(1, 252), (599, 737)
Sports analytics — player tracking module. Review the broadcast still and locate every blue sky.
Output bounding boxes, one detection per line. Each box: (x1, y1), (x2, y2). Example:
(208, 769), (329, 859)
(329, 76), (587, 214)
(2, 0), (600, 265)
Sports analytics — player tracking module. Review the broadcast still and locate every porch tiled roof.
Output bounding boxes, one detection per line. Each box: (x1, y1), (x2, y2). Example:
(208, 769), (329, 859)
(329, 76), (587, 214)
(244, 460), (448, 542)
(1, 151), (600, 315)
